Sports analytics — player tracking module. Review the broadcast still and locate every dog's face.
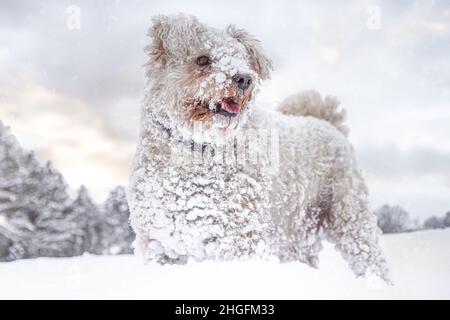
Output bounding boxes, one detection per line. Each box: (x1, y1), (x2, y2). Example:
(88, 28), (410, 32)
(145, 14), (272, 144)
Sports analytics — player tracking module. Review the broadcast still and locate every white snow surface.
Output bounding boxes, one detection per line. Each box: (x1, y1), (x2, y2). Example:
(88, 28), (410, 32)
(0, 229), (449, 300)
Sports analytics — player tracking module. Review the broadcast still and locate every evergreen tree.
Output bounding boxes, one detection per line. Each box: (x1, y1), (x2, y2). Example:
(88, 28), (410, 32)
(59, 185), (97, 255)
(0, 121), (76, 259)
(67, 185), (135, 255)
(443, 212), (450, 228)
(98, 186), (134, 254)
(0, 121), (134, 261)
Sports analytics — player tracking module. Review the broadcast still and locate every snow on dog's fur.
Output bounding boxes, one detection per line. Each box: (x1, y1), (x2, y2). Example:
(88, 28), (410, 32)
(128, 14), (389, 281)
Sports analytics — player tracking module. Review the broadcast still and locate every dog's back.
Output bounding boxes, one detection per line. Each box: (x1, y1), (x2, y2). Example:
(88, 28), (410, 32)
(277, 90), (349, 136)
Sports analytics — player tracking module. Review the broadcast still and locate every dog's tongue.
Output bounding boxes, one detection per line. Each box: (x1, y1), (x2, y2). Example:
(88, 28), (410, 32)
(221, 100), (241, 114)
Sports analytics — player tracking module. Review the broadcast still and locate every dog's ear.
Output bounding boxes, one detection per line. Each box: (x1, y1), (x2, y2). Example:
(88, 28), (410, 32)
(145, 14), (204, 66)
(145, 16), (168, 66)
(227, 25), (273, 80)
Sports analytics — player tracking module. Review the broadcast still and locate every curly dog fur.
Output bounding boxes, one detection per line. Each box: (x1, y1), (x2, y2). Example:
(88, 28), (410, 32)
(128, 14), (389, 281)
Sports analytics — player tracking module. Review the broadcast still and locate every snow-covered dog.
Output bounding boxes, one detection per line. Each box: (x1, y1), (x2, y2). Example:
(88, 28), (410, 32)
(128, 14), (389, 281)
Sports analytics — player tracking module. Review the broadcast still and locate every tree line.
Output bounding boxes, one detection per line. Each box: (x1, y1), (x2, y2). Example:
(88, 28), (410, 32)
(0, 121), (134, 261)
(374, 204), (450, 234)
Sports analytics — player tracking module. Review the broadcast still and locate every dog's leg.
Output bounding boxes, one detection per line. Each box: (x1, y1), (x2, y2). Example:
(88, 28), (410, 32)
(128, 176), (187, 265)
(132, 227), (188, 265)
(276, 205), (325, 268)
(325, 155), (390, 283)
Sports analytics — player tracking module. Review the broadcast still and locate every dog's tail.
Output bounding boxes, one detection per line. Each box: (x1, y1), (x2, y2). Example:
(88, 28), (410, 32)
(277, 90), (349, 136)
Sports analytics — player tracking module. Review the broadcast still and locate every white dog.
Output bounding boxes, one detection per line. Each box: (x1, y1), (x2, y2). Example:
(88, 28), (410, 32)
(128, 14), (389, 281)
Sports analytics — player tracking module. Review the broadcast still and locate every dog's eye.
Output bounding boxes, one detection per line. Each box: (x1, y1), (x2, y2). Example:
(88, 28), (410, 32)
(196, 55), (211, 66)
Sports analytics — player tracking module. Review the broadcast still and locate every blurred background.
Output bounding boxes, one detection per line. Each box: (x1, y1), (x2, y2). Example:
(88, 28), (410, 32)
(1, 0), (449, 222)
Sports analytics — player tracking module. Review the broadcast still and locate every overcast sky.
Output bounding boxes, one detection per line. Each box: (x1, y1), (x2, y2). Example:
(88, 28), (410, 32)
(0, 0), (449, 219)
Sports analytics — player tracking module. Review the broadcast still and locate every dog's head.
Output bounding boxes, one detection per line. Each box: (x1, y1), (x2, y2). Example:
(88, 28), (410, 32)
(144, 14), (272, 144)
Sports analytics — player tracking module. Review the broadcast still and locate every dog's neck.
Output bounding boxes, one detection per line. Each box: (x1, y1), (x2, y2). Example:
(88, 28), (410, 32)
(149, 116), (210, 154)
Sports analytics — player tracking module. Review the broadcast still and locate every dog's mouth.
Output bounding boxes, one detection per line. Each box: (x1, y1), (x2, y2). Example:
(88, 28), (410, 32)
(214, 97), (242, 118)
(189, 96), (246, 123)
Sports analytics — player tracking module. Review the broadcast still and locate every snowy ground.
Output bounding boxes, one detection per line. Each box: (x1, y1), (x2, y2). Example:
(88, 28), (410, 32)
(0, 229), (449, 299)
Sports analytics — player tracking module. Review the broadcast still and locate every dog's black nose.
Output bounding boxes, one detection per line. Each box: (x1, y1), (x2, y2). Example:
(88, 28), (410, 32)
(232, 74), (252, 91)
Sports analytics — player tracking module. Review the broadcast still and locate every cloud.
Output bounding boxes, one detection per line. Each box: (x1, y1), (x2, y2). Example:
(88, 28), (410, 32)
(358, 143), (450, 181)
(0, 79), (135, 201)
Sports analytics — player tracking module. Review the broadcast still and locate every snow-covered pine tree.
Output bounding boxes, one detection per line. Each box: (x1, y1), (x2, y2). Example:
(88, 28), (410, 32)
(96, 186), (134, 255)
(0, 121), (83, 260)
(24, 161), (87, 258)
(443, 212), (450, 228)
(65, 185), (102, 254)
(0, 121), (135, 261)
(65, 185), (135, 256)
(0, 121), (56, 259)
